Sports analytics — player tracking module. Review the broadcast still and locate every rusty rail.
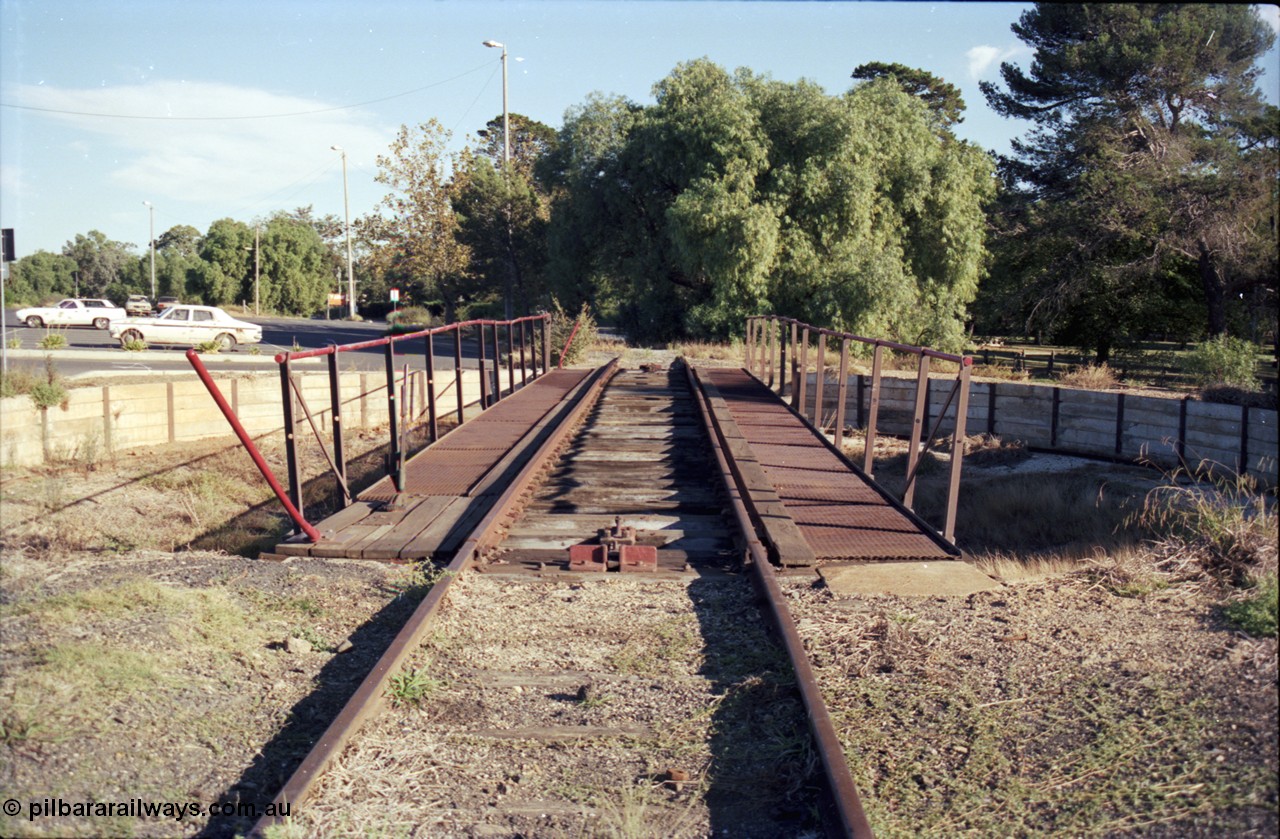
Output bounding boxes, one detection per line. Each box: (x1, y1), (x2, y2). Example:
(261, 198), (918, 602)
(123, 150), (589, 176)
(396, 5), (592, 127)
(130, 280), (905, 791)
(745, 316), (971, 544)
(250, 358), (618, 838)
(687, 362), (873, 838)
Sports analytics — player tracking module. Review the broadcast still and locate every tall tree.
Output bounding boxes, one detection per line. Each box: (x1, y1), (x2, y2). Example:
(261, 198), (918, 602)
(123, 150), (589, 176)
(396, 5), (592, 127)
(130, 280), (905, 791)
(364, 120), (473, 320)
(982, 3), (1277, 353)
(61, 231), (134, 297)
(851, 61), (966, 126)
(543, 60), (993, 348)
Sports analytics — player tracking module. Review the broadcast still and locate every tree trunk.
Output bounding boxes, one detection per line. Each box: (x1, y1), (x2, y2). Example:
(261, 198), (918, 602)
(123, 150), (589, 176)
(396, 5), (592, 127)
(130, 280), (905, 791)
(1198, 242), (1228, 337)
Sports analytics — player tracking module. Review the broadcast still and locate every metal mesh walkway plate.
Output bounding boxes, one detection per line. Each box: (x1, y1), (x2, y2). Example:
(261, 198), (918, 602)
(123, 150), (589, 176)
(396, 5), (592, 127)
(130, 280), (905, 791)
(360, 368), (592, 503)
(701, 367), (953, 561)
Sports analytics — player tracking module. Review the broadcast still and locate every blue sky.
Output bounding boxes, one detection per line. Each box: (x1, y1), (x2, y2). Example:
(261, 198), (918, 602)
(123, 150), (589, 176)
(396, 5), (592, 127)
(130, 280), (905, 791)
(2, 1), (1278, 259)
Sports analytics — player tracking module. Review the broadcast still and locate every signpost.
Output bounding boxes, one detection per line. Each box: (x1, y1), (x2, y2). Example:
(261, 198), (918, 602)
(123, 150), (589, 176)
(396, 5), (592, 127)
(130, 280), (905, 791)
(389, 287), (399, 316)
(1, 228), (13, 374)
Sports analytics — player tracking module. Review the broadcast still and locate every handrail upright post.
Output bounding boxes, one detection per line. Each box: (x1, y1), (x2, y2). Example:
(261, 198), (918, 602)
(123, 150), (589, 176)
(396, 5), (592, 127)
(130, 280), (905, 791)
(904, 354), (931, 510)
(327, 351), (348, 507)
(835, 337), (849, 448)
(778, 319), (787, 394)
(425, 332), (438, 443)
(491, 322), (502, 402)
(797, 327), (810, 415)
(943, 362), (972, 543)
(762, 318), (773, 389)
(506, 322), (515, 394)
(746, 318), (755, 372)
(519, 320), (528, 386)
(783, 320), (793, 404)
(453, 326), (465, 424)
(478, 324), (490, 408)
(864, 344), (884, 477)
(384, 342), (402, 493)
(814, 331), (826, 429)
(280, 357), (304, 527)
(542, 316), (551, 376)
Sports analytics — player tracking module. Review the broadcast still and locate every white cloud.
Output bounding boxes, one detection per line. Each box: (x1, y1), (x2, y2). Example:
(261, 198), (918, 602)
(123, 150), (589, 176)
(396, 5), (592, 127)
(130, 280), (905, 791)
(5, 80), (390, 207)
(1255, 3), (1280, 35)
(966, 44), (1033, 79)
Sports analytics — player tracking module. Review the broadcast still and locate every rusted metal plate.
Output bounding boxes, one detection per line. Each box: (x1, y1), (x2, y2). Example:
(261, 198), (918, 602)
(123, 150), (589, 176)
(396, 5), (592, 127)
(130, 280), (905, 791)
(700, 366), (954, 561)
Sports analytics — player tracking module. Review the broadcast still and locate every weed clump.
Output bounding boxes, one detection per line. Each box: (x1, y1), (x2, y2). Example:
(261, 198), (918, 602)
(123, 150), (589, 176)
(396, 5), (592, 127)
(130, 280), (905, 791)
(1056, 362), (1118, 390)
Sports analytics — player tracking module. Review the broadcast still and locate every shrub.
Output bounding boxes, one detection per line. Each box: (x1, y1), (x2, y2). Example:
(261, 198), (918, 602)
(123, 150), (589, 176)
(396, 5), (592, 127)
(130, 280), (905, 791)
(1186, 335), (1260, 390)
(37, 331), (67, 350)
(549, 299), (597, 367)
(1057, 362), (1118, 390)
(385, 306), (434, 335)
(122, 339), (148, 352)
(6, 335), (20, 350)
(193, 340), (220, 354)
(29, 380), (67, 409)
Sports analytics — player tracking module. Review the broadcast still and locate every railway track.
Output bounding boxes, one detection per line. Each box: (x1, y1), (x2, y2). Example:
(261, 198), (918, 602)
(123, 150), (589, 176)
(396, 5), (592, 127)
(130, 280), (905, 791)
(254, 362), (871, 837)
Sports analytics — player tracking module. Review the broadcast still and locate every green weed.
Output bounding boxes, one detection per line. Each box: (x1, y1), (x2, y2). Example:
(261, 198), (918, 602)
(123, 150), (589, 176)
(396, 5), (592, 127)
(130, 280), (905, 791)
(387, 667), (441, 708)
(1220, 575), (1278, 638)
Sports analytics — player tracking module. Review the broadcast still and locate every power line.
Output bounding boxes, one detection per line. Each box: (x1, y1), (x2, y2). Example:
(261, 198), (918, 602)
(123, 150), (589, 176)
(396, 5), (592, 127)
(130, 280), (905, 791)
(0, 59), (495, 121)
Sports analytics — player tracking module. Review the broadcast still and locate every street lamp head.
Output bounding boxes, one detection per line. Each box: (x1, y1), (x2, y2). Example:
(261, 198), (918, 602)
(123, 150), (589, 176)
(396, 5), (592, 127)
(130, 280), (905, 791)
(483, 40), (504, 49)
(330, 145), (343, 152)
(142, 201), (152, 209)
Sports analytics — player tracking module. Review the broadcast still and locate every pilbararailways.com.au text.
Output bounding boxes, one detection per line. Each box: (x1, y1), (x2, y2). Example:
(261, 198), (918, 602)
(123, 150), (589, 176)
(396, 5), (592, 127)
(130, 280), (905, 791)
(4, 797), (291, 822)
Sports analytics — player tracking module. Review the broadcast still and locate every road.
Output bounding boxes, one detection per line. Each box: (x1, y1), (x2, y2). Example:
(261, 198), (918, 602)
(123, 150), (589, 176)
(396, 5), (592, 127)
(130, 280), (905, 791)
(0, 312), (519, 379)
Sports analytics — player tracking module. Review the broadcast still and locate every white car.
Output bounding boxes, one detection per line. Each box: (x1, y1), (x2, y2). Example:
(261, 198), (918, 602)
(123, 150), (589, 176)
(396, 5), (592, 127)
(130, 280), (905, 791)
(110, 304), (263, 351)
(16, 298), (126, 330)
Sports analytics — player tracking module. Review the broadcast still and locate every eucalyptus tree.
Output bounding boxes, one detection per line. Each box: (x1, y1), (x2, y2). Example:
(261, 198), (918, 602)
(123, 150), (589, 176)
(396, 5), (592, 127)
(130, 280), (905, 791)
(192, 218), (254, 306)
(3, 251), (78, 304)
(982, 3), (1277, 354)
(61, 231), (134, 298)
(455, 114), (558, 316)
(364, 120), (473, 320)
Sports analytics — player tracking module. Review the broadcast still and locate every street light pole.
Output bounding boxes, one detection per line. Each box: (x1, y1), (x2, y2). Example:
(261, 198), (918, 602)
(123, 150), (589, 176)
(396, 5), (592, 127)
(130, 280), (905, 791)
(484, 39), (514, 318)
(330, 146), (357, 319)
(483, 40), (510, 168)
(142, 201), (156, 300)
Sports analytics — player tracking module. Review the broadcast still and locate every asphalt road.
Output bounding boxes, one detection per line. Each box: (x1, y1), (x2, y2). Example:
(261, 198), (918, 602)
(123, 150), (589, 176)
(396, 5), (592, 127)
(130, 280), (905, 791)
(0, 312), (512, 379)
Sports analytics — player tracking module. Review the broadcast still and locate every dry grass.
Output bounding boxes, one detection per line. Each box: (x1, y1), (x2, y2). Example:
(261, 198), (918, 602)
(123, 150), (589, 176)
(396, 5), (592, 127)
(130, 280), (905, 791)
(1056, 362), (1119, 390)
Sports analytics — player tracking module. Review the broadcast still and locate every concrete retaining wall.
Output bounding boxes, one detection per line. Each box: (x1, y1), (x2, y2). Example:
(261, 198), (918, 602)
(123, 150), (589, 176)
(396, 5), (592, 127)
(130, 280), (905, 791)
(784, 372), (1277, 485)
(0, 368), (489, 468)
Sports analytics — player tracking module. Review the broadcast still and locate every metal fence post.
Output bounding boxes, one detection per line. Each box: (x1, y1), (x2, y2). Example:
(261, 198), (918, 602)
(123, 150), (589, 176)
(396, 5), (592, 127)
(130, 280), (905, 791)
(903, 354), (931, 509)
(327, 351), (348, 506)
(280, 357), (304, 526)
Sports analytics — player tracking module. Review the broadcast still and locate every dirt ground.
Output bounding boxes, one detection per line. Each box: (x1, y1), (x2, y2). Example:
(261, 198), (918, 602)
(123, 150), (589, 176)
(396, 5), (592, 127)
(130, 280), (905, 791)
(0, 407), (1276, 837)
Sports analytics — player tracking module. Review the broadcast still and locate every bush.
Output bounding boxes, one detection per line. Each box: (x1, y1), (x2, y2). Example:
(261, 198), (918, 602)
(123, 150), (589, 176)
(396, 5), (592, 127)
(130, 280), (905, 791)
(1186, 336), (1260, 390)
(29, 380), (67, 409)
(37, 331), (67, 350)
(548, 299), (597, 367)
(1199, 384), (1276, 410)
(1057, 362), (1118, 390)
(122, 339), (148, 352)
(385, 306), (435, 335)
(193, 340), (220, 354)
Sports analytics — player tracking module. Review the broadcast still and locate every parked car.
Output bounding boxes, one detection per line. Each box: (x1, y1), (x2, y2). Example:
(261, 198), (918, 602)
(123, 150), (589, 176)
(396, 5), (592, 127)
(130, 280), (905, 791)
(15, 298), (126, 330)
(125, 295), (153, 316)
(156, 296), (180, 312)
(110, 305), (262, 350)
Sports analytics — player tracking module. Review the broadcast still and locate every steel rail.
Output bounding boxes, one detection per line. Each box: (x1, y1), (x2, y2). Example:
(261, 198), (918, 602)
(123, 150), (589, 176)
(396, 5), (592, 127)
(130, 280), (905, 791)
(249, 358), (619, 838)
(276, 314), (549, 363)
(748, 315), (972, 366)
(685, 363), (874, 839)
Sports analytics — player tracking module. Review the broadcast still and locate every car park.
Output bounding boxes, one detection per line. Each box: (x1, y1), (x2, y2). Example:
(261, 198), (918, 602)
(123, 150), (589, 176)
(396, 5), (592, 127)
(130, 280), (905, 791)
(110, 304), (263, 350)
(125, 295), (153, 316)
(15, 298), (127, 330)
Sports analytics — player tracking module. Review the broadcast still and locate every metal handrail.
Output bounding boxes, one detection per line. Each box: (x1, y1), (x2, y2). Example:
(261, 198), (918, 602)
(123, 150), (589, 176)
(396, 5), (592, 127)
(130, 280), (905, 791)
(745, 315), (972, 544)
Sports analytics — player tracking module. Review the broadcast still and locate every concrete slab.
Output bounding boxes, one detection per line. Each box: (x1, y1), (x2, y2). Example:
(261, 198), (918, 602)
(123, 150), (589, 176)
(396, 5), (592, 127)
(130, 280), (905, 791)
(819, 561), (1002, 597)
